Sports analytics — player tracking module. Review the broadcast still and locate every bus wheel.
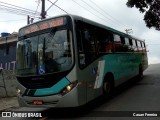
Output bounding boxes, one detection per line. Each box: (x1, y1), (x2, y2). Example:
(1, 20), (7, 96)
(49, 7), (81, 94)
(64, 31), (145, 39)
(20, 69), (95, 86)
(139, 65), (143, 79)
(103, 75), (114, 98)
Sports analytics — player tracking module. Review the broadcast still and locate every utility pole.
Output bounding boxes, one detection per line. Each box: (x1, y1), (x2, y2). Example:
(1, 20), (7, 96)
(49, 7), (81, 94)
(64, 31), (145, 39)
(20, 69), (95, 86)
(27, 15), (30, 24)
(41, 0), (46, 19)
(125, 29), (133, 34)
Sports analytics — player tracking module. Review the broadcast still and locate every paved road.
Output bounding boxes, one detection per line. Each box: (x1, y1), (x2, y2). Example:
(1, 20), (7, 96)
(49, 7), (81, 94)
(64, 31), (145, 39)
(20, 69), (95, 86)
(43, 64), (160, 120)
(1, 64), (160, 120)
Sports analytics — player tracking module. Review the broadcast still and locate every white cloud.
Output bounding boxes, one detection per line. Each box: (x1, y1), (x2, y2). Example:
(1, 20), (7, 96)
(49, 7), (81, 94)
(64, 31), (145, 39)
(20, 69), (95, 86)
(149, 56), (160, 64)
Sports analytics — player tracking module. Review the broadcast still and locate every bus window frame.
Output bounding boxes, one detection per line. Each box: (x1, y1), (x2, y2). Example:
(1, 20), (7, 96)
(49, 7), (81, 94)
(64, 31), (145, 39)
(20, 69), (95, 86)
(120, 36), (125, 45)
(113, 34), (121, 43)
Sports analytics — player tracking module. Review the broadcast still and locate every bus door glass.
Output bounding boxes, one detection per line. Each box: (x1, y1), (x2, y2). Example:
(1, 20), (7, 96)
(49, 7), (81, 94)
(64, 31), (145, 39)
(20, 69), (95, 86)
(76, 21), (98, 102)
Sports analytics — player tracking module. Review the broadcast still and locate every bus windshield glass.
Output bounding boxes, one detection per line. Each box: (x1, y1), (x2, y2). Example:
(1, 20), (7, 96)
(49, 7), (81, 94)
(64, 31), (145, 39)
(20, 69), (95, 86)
(16, 29), (73, 75)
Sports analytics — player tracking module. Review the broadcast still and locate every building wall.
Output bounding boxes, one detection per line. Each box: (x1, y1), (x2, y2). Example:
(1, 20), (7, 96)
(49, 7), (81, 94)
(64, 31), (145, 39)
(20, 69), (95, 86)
(0, 70), (17, 97)
(0, 35), (17, 97)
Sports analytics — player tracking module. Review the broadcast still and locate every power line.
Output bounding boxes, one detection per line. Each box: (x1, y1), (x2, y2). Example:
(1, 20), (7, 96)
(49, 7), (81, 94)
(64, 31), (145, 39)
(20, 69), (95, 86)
(71, 0), (117, 27)
(0, 7), (39, 17)
(89, 0), (128, 29)
(148, 44), (160, 45)
(46, 0), (58, 12)
(81, 0), (126, 29)
(0, 5), (38, 17)
(0, 1), (41, 17)
(47, 0), (68, 14)
(0, 1), (40, 14)
(33, 0), (41, 19)
(47, 3), (64, 16)
(0, 4), (36, 15)
(0, 19), (26, 22)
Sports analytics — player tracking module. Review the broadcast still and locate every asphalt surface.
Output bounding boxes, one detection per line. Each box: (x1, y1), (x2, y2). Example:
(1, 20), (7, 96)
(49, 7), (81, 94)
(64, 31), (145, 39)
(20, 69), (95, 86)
(0, 97), (19, 111)
(1, 64), (160, 120)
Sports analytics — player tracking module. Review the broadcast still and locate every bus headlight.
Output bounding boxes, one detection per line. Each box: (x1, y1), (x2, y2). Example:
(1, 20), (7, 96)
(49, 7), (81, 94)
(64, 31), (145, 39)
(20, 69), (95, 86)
(61, 81), (78, 96)
(66, 85), (71, 91)
(16, 88), (21, 95)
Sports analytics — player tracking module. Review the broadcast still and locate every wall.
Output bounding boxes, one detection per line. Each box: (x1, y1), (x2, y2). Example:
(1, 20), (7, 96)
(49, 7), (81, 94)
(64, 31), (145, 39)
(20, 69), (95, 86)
(0, 70), (17, 97)
(0, 36), (17, 97)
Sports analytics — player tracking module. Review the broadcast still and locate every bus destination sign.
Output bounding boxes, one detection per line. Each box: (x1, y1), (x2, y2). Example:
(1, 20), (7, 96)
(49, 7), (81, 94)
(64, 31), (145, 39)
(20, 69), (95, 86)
(19, 17), (66, 36)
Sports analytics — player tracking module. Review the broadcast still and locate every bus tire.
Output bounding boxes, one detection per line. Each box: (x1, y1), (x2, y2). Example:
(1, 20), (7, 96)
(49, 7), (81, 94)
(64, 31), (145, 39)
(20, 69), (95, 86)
(139, 64), (143, 79)
(103, 74), (114, 98)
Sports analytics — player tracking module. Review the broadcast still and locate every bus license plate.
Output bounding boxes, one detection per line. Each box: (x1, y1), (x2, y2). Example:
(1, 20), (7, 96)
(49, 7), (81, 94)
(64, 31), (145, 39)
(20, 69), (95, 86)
(32, 100), (43, 105)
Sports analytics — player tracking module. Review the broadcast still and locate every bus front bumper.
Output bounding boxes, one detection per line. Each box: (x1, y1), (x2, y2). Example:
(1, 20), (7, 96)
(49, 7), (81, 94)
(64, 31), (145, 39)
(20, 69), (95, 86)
(17, 87), (79, 108)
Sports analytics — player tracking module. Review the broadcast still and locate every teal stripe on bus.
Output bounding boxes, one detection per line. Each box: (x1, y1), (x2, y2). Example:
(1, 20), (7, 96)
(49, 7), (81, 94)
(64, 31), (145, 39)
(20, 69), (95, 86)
(103, 53), (142, 81)
(34, 77), (70, 96)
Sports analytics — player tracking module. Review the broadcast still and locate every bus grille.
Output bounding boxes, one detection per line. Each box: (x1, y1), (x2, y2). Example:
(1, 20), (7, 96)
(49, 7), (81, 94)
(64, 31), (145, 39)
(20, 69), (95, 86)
(17, 71), (68, 89)
(17, 78), (59, 89)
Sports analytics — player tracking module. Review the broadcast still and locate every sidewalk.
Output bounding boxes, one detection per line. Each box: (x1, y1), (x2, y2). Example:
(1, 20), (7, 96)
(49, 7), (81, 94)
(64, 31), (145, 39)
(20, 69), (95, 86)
(0, 97), (19, 111)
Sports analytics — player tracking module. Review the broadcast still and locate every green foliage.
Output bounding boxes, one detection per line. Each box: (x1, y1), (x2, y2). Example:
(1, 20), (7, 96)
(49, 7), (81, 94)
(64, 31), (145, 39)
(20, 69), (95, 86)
(126, 0), (160, 30)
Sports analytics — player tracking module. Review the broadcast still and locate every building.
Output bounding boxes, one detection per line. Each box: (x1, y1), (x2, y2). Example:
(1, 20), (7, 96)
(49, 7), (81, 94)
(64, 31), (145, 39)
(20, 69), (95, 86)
(0, 32), (17, 70)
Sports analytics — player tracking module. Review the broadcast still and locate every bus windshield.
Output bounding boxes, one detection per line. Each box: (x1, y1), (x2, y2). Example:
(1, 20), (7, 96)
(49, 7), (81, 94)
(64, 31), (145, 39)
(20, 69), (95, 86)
(16, 29), (73, 76)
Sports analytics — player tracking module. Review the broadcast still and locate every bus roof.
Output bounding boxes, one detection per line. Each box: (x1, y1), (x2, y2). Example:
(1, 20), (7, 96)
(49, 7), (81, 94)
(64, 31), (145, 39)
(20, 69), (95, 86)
(19, 14), (144, 42)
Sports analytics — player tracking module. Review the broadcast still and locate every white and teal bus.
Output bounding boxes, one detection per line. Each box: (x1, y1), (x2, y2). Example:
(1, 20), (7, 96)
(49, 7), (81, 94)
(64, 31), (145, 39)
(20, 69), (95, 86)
(16, 14), (148, 107)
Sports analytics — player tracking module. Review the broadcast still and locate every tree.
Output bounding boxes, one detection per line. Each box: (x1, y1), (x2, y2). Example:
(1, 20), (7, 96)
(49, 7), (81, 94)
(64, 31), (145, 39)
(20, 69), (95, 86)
(126, 0), (160, 30)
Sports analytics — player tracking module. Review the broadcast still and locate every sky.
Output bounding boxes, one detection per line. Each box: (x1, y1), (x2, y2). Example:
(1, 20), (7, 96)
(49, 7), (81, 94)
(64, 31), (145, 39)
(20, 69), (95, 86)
(0, 0), (160, 64)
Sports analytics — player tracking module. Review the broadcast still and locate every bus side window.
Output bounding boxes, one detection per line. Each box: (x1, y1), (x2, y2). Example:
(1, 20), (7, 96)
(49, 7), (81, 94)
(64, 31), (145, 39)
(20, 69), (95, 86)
(141, 42), (143, 52)
(135, 40), (138, 52)
(140, 41), (143, 52)
(141, 41), (145, 52)
(129, 38), (134, 52)
(125, 38), (129, 45)
(129, 38), (133, 46)
(120, 36), (125, 44)
(82, 30), (96, 64)
(125, 38), (132, 52)
(105, 33), (114, 52)
(137, 41), (141, 52)
(132, 39), (137, 52)
(120, 36), (129, 52)
(113, 34), (121, 52)
(125, 38), (133, 52)
(97, 28), (113, 53)
(143, 42), (146, 48)
(114, 34), (121, 44)
(142, 42), (146, 52)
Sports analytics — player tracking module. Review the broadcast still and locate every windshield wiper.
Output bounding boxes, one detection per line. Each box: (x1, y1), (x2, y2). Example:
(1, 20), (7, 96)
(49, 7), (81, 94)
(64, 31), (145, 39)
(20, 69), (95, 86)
(43, 38), (46, 62)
